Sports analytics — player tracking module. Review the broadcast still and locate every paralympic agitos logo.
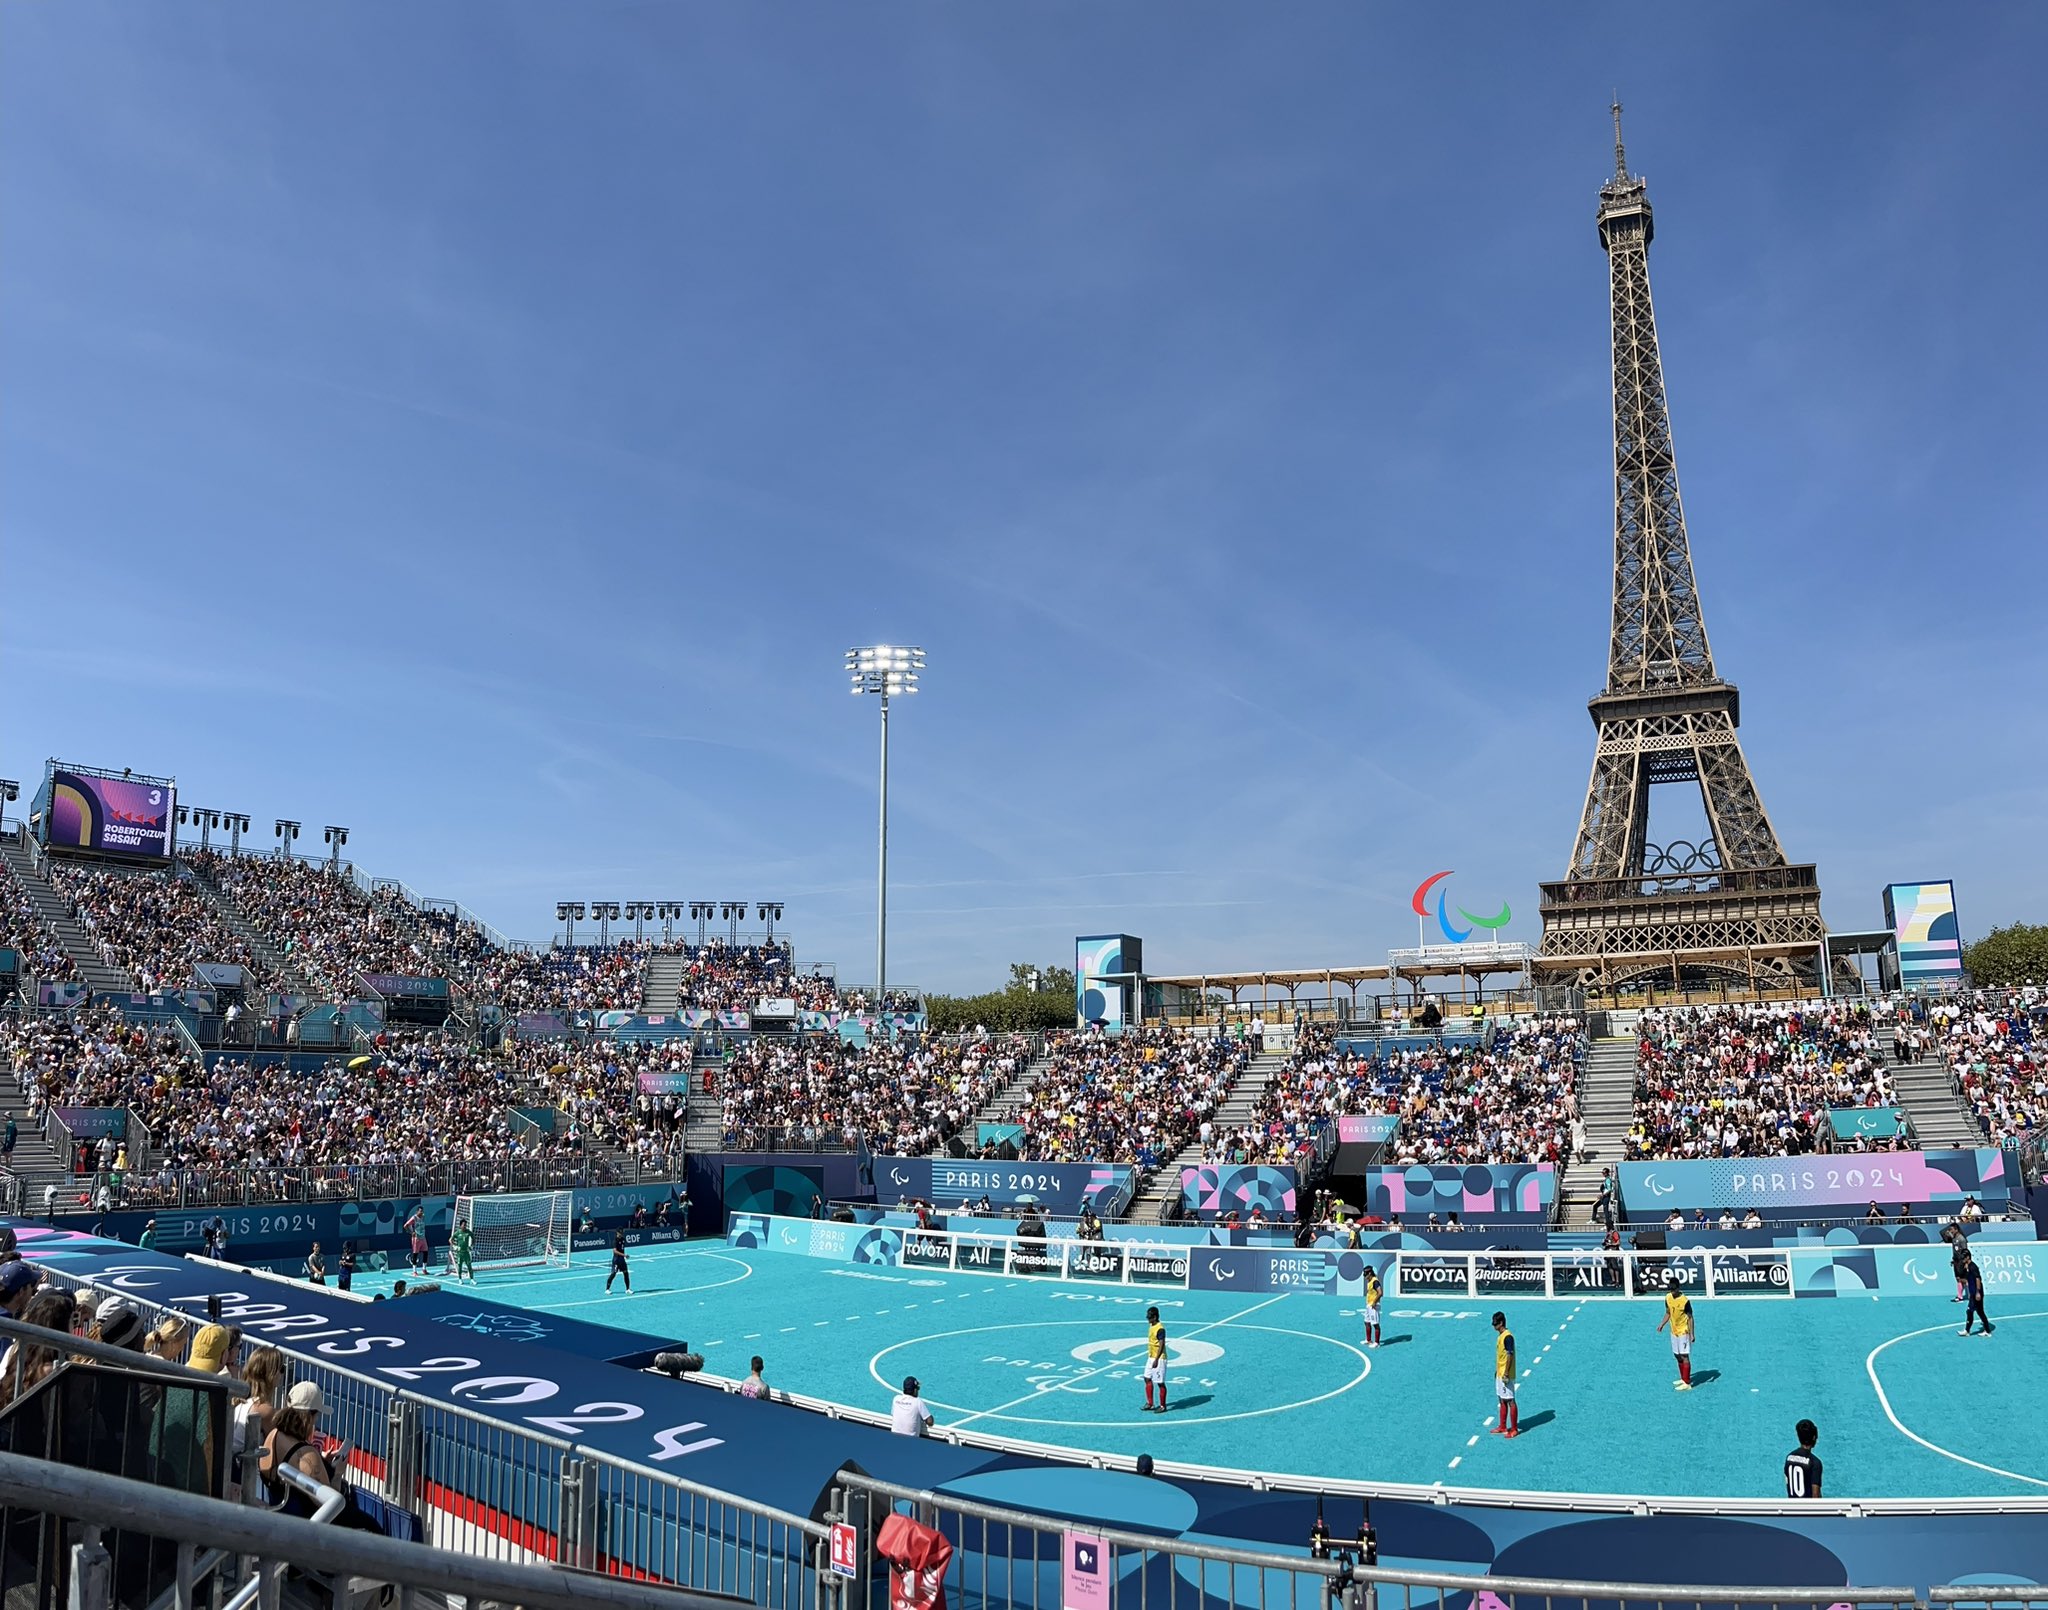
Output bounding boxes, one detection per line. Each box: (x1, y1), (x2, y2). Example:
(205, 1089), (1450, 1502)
(1411, 871), (1511, 944)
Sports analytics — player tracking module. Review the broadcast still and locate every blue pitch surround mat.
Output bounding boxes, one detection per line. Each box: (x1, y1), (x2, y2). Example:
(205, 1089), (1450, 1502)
(350, 1241), (2048, 1502)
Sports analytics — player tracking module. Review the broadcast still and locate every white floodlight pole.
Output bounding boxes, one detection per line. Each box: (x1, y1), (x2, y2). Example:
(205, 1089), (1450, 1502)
(847, 646), (924, 1006)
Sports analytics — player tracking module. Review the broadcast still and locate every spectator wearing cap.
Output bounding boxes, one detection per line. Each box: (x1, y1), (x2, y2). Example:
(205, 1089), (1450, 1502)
(0, 1260), (43, 1318)
(93, 1298), (146, 1351)
(261, 1383), (380, 1531)
(890, 1376), (934, 1437)
(156, 1322), (231, 1493)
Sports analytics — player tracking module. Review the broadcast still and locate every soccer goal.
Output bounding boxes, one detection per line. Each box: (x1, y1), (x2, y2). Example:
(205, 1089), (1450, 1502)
(451, 1190), (575, 1273)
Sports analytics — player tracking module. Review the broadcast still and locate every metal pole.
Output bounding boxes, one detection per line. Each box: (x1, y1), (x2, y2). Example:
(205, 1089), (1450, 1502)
(877, 690), (890, 1006)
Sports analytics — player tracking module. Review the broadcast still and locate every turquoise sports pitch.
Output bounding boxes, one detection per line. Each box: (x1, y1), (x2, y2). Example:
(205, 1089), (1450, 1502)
(350, 1242), (2048, 1503)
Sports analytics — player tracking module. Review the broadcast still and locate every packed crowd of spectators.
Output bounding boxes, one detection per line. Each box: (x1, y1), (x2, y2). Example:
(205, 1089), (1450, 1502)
(718, 1031), (1028, 1152)
(0, 1001), (700, 1196)
(46, 862), (263, 993)
(1009, 1028), (1249, 1168)
(1256, 1017), (1587, 1166)
(1626, 1001), (1896, 1160)
(470, 944), (652, 1015)
(1, 858), (75, 980)
(1919, 987), (2045, 1144)
(190, 851), (443, 998)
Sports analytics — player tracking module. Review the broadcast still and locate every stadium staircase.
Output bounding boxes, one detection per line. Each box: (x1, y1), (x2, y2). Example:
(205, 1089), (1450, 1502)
(643, 951), (688, 1014)
(0, 1071), (68, 1175)
(0, 833), (137, 995)
(1881, 1025), (1985, 1146)
(967, 1045), (1059, 1132)
(1556, 1024), (1640, 1228)
(177, 854), (307, 989)
(1123, 1048), (1290, 1224)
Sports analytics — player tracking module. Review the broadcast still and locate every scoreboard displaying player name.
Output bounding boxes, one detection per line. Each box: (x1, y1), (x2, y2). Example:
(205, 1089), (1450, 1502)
(39, 764), (175, 860)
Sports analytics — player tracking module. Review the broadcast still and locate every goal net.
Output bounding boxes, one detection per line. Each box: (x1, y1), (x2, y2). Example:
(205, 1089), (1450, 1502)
(451, 1190), (574, 1273)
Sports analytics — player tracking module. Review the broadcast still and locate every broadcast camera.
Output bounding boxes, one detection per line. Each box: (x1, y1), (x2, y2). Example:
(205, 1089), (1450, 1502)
(654, 1344), (707, 1377)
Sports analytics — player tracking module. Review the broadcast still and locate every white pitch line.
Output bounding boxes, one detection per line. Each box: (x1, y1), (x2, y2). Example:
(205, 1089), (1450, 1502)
(946, 1294), (1293, 1432)
(1448, 1456), (1462, 1469)
(1465, 1436), (1479, 1447)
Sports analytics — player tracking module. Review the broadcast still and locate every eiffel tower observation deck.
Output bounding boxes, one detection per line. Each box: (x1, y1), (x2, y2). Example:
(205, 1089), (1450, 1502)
(1535, 107), (1827, 999)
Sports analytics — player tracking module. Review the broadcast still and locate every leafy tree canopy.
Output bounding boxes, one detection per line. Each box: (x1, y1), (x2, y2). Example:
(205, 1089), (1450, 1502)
(1961, 924), (2048, 988)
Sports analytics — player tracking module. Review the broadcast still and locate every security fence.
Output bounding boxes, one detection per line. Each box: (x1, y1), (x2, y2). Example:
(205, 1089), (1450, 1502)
(824, 1468), (1926, 1610)
(38, 1265), (827, 1606)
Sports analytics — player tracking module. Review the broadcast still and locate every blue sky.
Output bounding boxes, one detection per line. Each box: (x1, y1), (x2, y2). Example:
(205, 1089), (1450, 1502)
(4, 4), (2043, 993)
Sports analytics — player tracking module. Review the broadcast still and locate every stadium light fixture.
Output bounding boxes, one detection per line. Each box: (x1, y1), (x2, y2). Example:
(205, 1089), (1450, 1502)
(323, 825), (350, 874)
(224, 814), (250, 856)
(719, 901), (747, 946)
(688, 901), (712, 946)
(556, 900), (586, 945)
(0, 780), (16, 831)
(655, 901), (681, 942)
(274, 820), (301, 860)
(756, 902), (783, 943)
(846, 645), (924, 1004)
(178, 805), (225, 852)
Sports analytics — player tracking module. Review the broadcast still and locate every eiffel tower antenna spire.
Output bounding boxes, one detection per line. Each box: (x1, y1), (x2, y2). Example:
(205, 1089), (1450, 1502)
(1535, 111), (1828, 999)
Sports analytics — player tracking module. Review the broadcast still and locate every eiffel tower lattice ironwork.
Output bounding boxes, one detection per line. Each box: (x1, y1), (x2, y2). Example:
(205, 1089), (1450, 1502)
(1535, 106), (1826, 995)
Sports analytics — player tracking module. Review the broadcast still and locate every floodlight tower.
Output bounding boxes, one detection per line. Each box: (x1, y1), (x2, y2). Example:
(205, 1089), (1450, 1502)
(846, 645), (923, 1005)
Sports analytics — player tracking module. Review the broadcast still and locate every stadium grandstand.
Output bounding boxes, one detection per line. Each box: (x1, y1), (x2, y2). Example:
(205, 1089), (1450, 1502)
(1, 44), (2044, 1608)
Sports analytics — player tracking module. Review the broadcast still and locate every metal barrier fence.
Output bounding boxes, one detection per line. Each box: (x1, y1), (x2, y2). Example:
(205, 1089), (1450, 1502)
(38, 1265), (829, 1605)
(0, 1452), (762, 1610)
(3, 1149), (686, 1212)
(825, 1468), (1926, 1610)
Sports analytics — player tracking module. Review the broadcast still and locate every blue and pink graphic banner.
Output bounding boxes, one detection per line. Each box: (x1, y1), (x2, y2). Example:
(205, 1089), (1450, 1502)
(1366, 1163), (1554, 1222)
(1884, 880), (1964, 990)
(43, 769), (175, 860)
(1337, 1114), (1400, 1145)
(1618, 1148), (2011, 1218)
(1180, 1164), (1298, 1219)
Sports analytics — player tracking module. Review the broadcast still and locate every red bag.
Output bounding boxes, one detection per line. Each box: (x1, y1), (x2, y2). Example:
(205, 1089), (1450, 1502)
(874, 1513), (953, 1610)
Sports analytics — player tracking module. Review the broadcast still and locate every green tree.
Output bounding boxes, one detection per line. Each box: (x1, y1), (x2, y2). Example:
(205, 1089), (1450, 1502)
(1007, 962), (1077, 999)
(924, 962), (1079, 1035)
(1961, 924), (2048, 987)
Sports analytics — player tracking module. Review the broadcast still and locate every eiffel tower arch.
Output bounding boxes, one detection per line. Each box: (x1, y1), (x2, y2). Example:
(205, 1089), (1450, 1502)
(1534, 108), (1828, 999)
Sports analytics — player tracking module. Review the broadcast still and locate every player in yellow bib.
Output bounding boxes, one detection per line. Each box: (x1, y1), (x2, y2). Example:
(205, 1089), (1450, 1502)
(1362, 1271), (1384, 1348)
(1490, 1311), (1519, 1437)
(1657, 1277), (1696, 1389)
(1143, 1306), (1169, 1413)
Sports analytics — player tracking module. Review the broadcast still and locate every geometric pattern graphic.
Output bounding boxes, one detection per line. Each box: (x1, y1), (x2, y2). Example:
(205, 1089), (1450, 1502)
(1177, 1165), (1298, 1218)
(1884, 880), (1964, 988)
(1365, 1163), (1555, 1222)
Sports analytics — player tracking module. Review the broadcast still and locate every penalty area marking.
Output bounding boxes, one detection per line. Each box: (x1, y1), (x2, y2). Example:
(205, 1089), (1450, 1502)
(515, 1249), (755, 1307)
(1865, 1309), (2048, 1491)
(866, 1315), (1370, 1430)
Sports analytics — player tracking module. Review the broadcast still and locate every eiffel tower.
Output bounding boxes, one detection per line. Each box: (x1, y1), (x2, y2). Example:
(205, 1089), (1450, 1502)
(1535, 106), (1826, 996)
